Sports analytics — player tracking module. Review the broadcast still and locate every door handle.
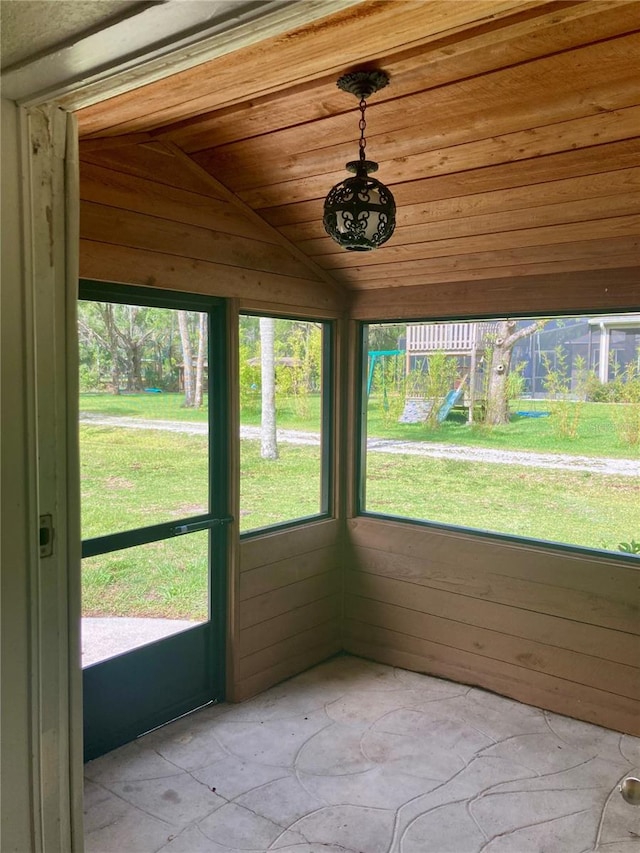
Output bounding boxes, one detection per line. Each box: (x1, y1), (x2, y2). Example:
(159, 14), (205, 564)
(173, 516), (234, 535)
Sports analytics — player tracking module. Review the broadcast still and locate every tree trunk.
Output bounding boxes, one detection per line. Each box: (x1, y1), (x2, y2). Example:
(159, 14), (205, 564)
(484, 319), (545, 425)
(178, 310), (194, 407)
(126, 342), (144, 391)
(100, 302), (121, 395)
(194, 312), (207, 409)
(260, 316), (278, 459)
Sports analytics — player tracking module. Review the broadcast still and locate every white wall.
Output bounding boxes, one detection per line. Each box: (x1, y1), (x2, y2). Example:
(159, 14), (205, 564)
(1, 97), (37, 853)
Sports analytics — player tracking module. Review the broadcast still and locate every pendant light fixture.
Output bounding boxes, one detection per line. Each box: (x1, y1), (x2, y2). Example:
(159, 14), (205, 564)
(323, 70), (396, 251)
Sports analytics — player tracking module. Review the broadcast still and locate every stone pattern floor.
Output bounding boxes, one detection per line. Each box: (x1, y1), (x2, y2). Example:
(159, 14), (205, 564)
(84, 655), (640, 853)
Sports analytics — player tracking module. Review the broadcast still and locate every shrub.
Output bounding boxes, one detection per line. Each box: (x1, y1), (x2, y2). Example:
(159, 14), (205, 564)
(609, 357), (640, 446)
(542, 348), (588, 439)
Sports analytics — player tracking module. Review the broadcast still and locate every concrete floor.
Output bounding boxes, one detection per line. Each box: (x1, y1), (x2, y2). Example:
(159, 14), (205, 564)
(84, 655), (640, 853)
(82, 618), (199, 667)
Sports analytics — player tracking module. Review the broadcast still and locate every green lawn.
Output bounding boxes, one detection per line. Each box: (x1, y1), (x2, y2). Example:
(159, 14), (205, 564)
(79, 393), (639, 621)
(366, 396), (640, 459)
(365, 453), (638, 550)
(81, 424), (321, 619)
(80, 391), (639, 458)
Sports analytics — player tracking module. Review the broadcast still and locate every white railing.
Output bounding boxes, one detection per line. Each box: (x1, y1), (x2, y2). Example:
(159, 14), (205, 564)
(406, 322), (499, 353)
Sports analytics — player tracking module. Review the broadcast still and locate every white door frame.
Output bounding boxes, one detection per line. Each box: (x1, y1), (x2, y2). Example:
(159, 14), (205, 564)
(1, 2), (361, 849)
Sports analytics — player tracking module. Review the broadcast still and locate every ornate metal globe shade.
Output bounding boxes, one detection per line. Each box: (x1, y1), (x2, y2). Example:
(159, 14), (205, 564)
(323, 160), (396, 251)
(323, 69), (395, 251)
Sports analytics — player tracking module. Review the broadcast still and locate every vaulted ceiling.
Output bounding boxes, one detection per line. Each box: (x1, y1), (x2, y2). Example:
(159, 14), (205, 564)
(76, 0), (640, 297)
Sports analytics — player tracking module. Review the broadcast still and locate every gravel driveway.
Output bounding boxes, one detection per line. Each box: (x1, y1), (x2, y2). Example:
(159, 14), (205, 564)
(80, 413), (640, 477)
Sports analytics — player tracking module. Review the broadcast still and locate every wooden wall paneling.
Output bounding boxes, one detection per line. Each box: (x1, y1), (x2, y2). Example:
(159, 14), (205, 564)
(239, 570), (341, 631)
(240, 546), (339, 601)
(225, 299), (241, 700)
(162, 2), (640, 154)
(238, 619), (341, 681)
(80, 201), (319, 280)
(239, 595), (341, 658)
(348, 268), (640, 319)
(80, 142), (227, 197)
(344, 569), (639, 668)
(344, 594), (640, 700)
(346, 546), (638, 635)
(163, 142), (346, 303)
(344, 621), (640, 736)
(240, 519), (340, 571)
(79, 241), (341, 311)
(233, 637), (342, 703)
(342, 514), (640, 734)
(78, 139), (345, 310)
(348, 518), (640, 613)
(76, 0), (541, 137)
(80, 162), (281, 242)
(231, 520), (342, 700)
(333, 315), (351, 649)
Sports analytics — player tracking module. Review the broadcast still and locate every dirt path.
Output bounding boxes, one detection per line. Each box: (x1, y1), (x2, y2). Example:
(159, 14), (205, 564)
(80, 413), (640, 477)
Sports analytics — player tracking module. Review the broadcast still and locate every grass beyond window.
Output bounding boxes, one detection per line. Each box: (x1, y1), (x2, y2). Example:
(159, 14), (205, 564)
(365, 454), (638, 550)
(81, 391), (639, 459)
(80, 419), (639, 619)
(361, 315), (640, 557)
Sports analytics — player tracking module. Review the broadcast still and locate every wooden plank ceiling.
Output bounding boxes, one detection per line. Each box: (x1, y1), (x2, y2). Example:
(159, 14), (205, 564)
(76, 0), (640, 296)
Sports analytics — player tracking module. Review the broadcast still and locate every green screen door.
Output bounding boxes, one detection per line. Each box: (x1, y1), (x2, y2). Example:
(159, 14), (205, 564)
(79, 282), (228, 760)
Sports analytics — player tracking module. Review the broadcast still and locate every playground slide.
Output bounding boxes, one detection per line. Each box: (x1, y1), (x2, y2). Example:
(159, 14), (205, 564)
(436, 375), (468, 423)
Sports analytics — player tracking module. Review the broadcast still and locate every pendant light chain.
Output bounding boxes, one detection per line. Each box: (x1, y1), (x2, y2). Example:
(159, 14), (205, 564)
(323, 69), (396, 251)
(358, 97), (367, 162)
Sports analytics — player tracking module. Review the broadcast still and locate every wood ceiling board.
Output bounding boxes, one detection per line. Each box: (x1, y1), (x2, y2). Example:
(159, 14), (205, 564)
(349, 268), (640, 320)
(189, 32), (640, 194)
(233, 105), (640, 210)
(162, 1), (640, 154)
(80, 201), (323, 282)
(169, 0), (639, 153)
(342, 255), (640, 289)
(79, 132), (155, 153)
(162, 141), (346, 299)
(339, 237), (640, 290)
(258, 139), (640, 225)
(334, 236), (640, 285)
(299, 193), (640, 257)
(76, 0), (541, 137)
(79, 241), (341, 312)
(327, 239), (640, 289)
(316, 215), (640, 269)
(278, 169), (640, 242)
(80, 162), (283, 244)
(80, 141), (228, 199)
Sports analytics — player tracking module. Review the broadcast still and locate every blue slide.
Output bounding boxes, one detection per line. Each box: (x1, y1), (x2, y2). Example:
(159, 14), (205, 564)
(436, 376), (468, 423)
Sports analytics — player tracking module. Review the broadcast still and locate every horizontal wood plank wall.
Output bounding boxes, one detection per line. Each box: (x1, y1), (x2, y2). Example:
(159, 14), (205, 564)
(232, 520), (342, 702)
(344, 517), (640, 735)
(78, 142), (343, 313)
(349, 268), (640, 320)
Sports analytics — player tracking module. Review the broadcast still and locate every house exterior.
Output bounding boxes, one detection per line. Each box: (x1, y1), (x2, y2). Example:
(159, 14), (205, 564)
(2, 3), (639, 851)
(405, 315), (640, 399)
